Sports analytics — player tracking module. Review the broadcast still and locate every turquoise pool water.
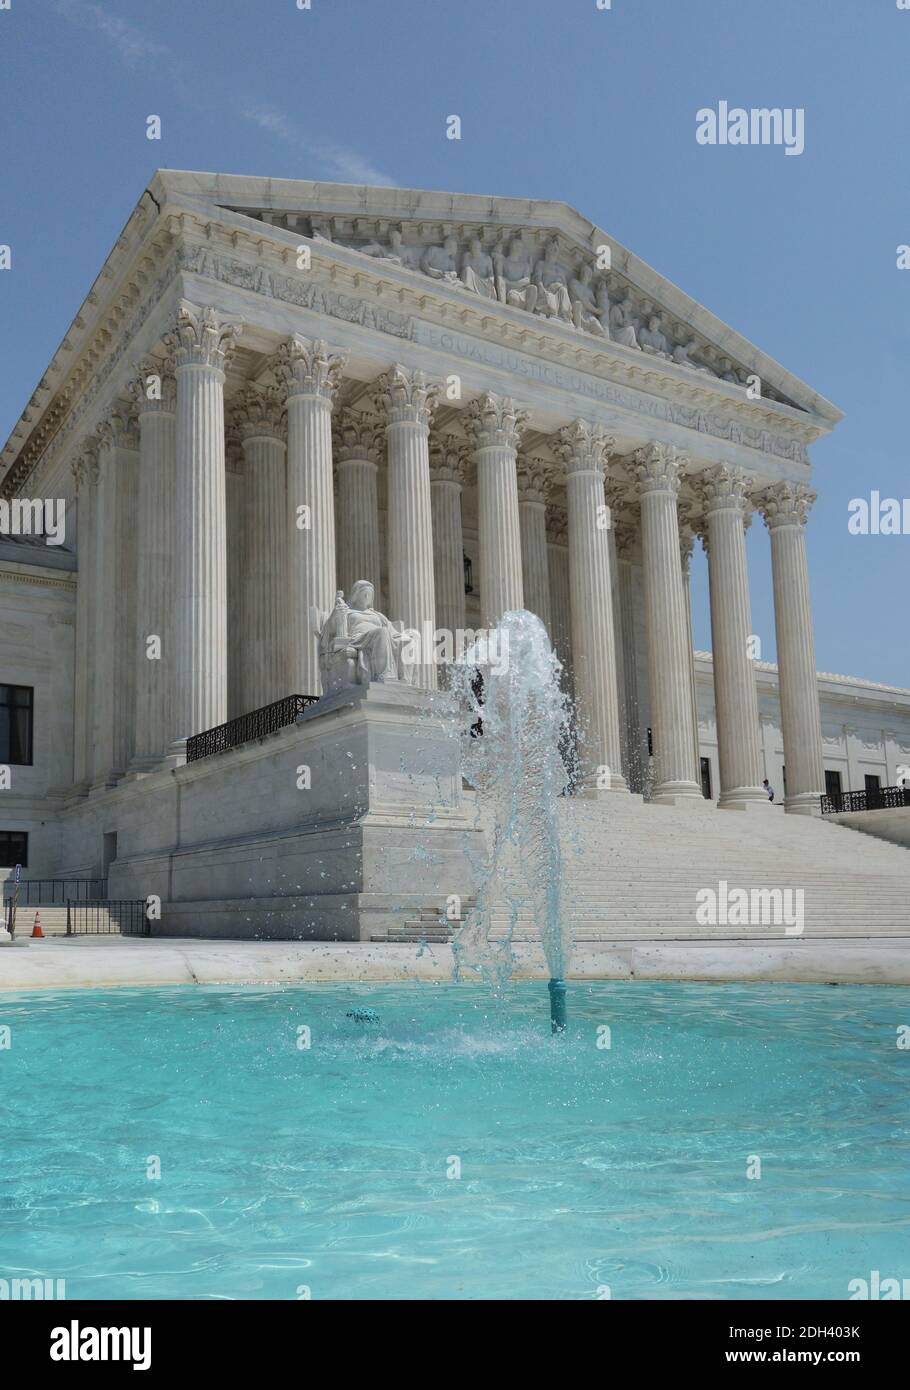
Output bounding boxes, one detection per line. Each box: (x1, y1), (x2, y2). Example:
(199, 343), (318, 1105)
(2, 981), (908, 1300)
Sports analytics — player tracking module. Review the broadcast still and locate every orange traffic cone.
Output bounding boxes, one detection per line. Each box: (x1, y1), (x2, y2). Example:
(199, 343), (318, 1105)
(31, 911), (44, 939)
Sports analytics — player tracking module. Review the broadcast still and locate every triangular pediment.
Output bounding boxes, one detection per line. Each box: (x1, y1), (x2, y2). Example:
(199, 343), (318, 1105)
(153, 169), (840, 423)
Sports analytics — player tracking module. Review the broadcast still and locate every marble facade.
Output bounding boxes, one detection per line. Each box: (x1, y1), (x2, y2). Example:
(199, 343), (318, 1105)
(3, 171), (896, 926)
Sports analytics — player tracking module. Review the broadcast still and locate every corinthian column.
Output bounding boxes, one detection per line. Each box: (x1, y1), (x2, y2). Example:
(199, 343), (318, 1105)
(171, 302), (241, 751)
(71, 441), (99, 792)
(234, 384), (289, 711)
(699, 465), (767, 809)
(375, 365), (439, 689)
(92, 403), (139, 788)
(517, 456), (553, 634)
(129, 357), (176, 771)
(757, 482), (825, 815)
(632, 443), (702, 804)
(335, 409), (382, 601)
(429, 436), (468, 641)
(276, 336), (346, 696)
(467, 393), (526, 628)
(557, 421), (627, 792)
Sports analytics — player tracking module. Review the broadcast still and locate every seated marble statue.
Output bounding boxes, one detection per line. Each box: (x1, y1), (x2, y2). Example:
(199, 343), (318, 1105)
(608, 293), (640, 348)
(460, 235), (496, 298)
(493, 237), (538, 312)
(315, 581), (414, 694)
(638, 313), (673, 359)
(422, 236), (460, 283)
(569, 264), (607, 335)
(533, 239), (573, 320)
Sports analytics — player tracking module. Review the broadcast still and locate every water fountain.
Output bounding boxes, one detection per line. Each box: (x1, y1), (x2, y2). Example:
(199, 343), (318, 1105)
(446, 610), (575, 1033)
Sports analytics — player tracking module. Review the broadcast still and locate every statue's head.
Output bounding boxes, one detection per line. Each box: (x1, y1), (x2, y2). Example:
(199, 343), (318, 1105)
(349, 580), (374, 611)
(648, 314), (660, 330)
(444, 235), (458, 253)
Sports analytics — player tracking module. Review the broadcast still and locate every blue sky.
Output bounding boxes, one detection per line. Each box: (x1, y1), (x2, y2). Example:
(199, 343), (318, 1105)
(1, 0), (907, 684)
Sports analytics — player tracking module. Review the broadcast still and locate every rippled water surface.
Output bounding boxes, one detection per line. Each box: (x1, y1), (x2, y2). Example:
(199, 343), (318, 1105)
(2, 981), (908, 1300)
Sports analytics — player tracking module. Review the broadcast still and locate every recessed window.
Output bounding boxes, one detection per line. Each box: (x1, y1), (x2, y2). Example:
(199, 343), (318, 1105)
(0, 830), (28, 868)
(700, 756), (712, 800)
(0, 685), (34, 766)
(864, 774), (881, 792)
(825, 769), (843, 799)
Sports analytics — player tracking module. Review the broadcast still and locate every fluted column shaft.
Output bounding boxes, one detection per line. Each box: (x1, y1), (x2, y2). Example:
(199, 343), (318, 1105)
(131, 362), (176, 769)
(517, 457), (553, 634)
(633, 444), (702, 803)
(71, 445), (98, 790)
(759, 483), (825, 815)
(277, 336), (346, 696)
(236, 386), (289, 711)
(701, 467), (766, 807)
(429, 440), (467, 640)
(172, 303), (240, 748)
(558, 422), (627, 792)
(546, 508), (571, 678)
(678, 522), (703, 789)
(225, 426), (245, 719)
(468, 394), (525, 628)
(377, 366), (438, 689)
(335, 410), (382, 600)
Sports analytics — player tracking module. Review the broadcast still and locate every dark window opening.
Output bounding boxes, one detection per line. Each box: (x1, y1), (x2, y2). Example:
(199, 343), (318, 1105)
(0, 685), (34, 766)
(700, 757), (712, 800)
(825, 769), (843, 799)
(0, 831), (28, 868)
(864, 773), (881, 793)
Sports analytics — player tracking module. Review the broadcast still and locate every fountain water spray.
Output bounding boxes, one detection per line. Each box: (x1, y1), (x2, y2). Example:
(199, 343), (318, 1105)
(447, 610), (575, 1033)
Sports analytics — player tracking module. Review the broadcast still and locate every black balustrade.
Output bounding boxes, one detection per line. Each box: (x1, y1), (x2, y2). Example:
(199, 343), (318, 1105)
(820, 785), (910, 815)
(185, 694), (320, 762)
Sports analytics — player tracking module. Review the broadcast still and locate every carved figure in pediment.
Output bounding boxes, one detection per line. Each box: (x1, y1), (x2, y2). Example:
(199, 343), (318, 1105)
(569, 264), (607, 336)
(672, 337), (714, 374)
(594, 278), (614, 336)
(387, 226), (423, 270)
(532, 238), (573, 321)
(422, 235), (460, 283)
(348, 232), (402, 264)
(609, 292), (641, 349)
(638, 313), (673, 359)
(493, 236), (538, 313)
(718, 356), (743, 384)
(460, 235), (496, 298)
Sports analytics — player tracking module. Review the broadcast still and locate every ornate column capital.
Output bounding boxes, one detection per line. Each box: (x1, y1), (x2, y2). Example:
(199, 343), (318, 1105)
(545, 504), (569, 545)
(334, 408), (383, 463)
(374, 363), (440, 427)
(96, 400), (139, 452)
(275, 334), (347, 402)
(631, 441), (687, 496)
(130, 354), (177, 415)
(72, 436), (100, 489)
(169, 301), (242, 373)
(556, 419), (614, 476)
(756, 480), (817, 529)
(467, 392), (527, 451)
(698, 463), (750, 515)
(232, 384), (287, 443)
(429, 435), (469, 485)
(516, 455), (554, 504)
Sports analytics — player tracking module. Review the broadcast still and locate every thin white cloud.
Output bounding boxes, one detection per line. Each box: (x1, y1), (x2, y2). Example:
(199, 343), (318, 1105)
(55, 0), (171, 65)
(243, 106), (396, 187)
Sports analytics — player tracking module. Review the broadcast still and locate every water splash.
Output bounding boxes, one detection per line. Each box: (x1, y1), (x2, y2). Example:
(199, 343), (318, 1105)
(445, 610), (575, 1013)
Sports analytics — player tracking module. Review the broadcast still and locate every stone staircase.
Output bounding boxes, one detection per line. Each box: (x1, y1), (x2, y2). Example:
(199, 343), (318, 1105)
(374, 798), (910, 943)
(6, 906), (70, 937)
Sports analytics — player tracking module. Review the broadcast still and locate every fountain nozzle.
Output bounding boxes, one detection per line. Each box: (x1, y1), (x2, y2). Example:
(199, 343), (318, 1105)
(548, 977), (567, 1035)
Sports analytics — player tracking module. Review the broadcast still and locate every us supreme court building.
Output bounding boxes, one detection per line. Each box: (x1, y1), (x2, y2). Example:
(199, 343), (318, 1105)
(2, 171), (908, 938)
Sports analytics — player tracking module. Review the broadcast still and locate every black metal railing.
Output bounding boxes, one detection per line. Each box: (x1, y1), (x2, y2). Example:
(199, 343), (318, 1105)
(2, 878), (106, 906)
(186, 694), (320, 762)
(821, 785), (910, 815)
(66, 900), (150, 936)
